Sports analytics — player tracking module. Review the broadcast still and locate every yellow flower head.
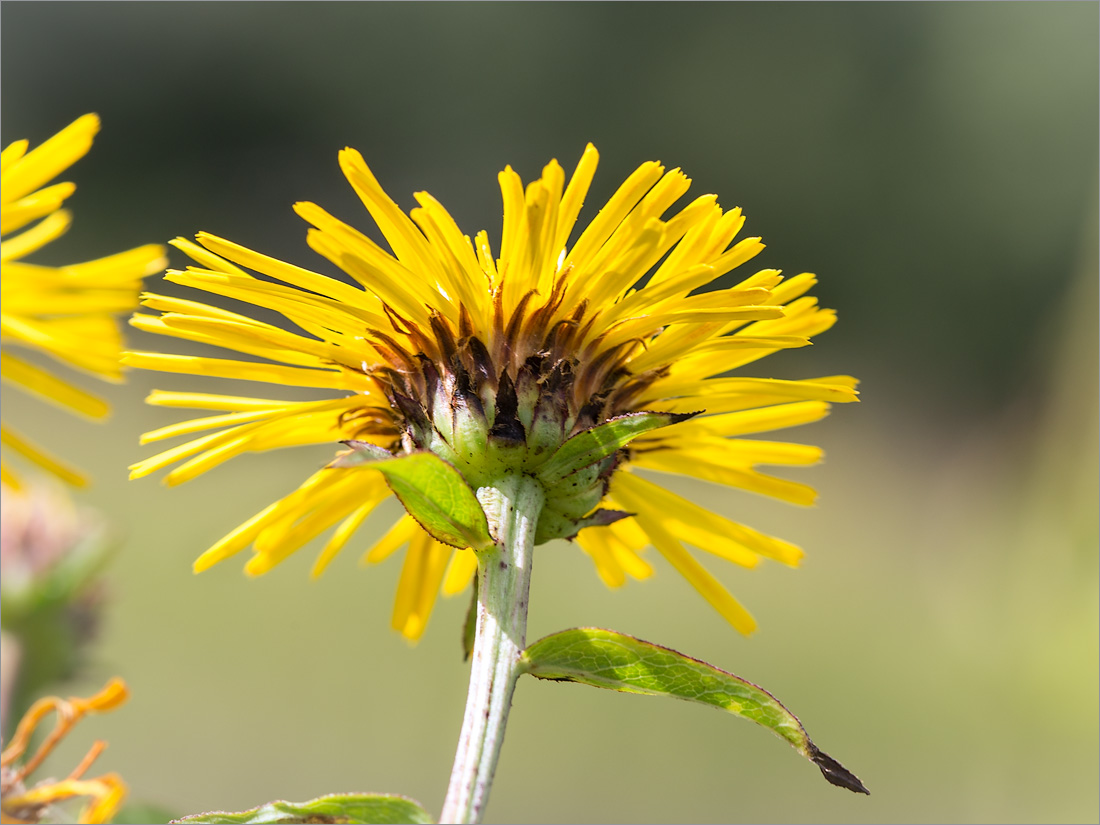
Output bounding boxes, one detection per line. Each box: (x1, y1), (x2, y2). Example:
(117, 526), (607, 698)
(0, 678), (129, 825)
(0, 115), (166, 488)
(128, 145), (858, 640)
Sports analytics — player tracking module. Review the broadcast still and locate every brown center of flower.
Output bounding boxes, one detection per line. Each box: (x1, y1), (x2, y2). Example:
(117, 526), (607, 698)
(340, 283), (668, 467)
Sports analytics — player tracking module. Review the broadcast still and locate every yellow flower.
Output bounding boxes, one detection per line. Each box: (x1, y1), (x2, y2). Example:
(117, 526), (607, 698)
(128, 145), (858, 640)
(0, 114), (166, 488)
(0, 679), (129, 825)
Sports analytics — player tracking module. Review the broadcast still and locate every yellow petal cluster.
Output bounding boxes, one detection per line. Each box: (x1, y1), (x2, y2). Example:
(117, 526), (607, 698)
(0, 115), (166, 487)
(130, 144), (858, 639)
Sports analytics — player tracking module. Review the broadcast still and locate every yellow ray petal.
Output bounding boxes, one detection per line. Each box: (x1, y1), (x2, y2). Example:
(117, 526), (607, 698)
(193, 500), (284, 572)
(552, 143), (599, 259)
(1, 314), (125, 380)
(0, 113), (98, 206)
(311, 500), (379, 578)
(630, 451), (819, 506)
(196, 232), (376, 309)
(139, 396), (358, 444)
(0, 351), (110, 419)
(162, 414), (348, 487)
(765, 272), (819, 305)
(0, 183), (76, 237)
(143, 390), (323, 411)
(608, 539), (654, 580)
(647, 375), (860, 410)
(298, 201), (447, 318)
(632, 509), (757, 635)
(596, 305), (784, 351)
(644, 202), (725, 288)
(672, 401), (832, 438)
(612, 474), (761, 568)
(391, 531), (430, 638)
(363, 514), (418, 565)
(338, 149), (455, 313)
(563, 160), (664, 278)
(0, 138), (29, 174)
(636, 436), (824, 468)
(248, 473), (385, 575)
(1, 459), (23, 489)
(411, 192), (491, 315)
(401, 539), (453, 640)
(575, 528), (627, 588)
(0, 208), (72, 262)
(121, 352), (347, 389)
(170, 236), (250, 277)
(442, 548), (478, 596)
(130, 315), (322, 369)
(62, 244), (166, 282)
(163, 268), (388, 334)
(0, 424), (87, 487)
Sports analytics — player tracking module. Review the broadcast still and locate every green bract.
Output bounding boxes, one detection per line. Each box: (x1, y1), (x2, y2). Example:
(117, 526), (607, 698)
(335, 407), (698, 549)
(331, 446), (494, 551)
(536, 410), (697, 485)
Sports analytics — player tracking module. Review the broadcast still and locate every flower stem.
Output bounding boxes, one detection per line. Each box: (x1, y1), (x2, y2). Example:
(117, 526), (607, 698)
(440, 473), (544, 824)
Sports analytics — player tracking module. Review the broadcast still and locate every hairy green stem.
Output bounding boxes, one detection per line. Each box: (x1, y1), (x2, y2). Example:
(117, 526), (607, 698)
(439, 473), (543, 824)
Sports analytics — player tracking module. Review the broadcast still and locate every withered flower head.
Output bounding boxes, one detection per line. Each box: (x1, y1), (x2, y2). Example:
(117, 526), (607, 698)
(1, 482), (113, 728)
(1, 679), (128, 825)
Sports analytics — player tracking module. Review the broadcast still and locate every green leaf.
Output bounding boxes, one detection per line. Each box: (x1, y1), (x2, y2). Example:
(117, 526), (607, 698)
(522, 628), (869, 795)
(172, 793), (434, 824)
(536, 411), (698, 485)
(331, 445), (494, 551)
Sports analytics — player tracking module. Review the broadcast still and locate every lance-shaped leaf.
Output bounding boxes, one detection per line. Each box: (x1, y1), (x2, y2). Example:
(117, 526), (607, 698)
(172, 793), (434, 824)
(537, 411), (699, 485)
(521, 628), (868, 794)
(331, 443), (494, 551)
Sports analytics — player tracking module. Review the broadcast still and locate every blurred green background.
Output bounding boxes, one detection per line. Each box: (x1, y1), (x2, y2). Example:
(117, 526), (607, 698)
(2, 2), (1097, 823)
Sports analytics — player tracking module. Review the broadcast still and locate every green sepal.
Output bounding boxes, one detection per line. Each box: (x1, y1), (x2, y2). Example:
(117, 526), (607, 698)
(525, 394), (566, 461)
(534, 505), (631, 544)
(521, 628), (869, 795)
(451, 402), (490, 469)
(328, 440), (394, 465)
(537, 411), (699, 485)
(566, 508), (632, 537)
(171, 793), (434, 824)
(543, 473), (606, 519)
(330, 444), (494, 551)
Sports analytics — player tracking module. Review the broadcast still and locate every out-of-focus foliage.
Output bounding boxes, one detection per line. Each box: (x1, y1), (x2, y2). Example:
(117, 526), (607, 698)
(3, 5), (1096, 415)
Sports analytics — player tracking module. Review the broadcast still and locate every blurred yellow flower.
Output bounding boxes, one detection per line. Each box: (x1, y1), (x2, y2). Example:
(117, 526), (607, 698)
(129, 145), (857, 639)
(0, 678), (128, 825)
(0, 115), (166, 488)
